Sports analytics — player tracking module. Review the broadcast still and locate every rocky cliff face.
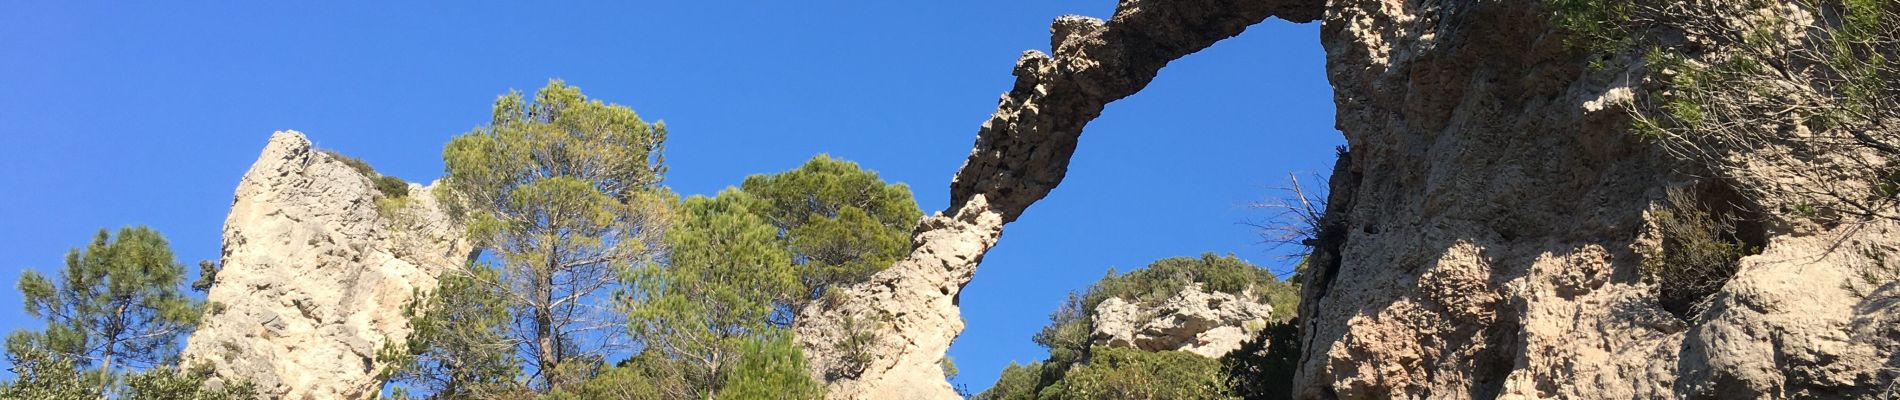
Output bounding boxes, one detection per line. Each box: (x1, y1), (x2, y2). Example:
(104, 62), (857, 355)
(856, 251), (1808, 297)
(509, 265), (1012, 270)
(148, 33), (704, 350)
(1090, 285), (1276, 358)
(801, 0), (1895, 398)
(181, 131), (468, 400)
(1293, 1), (1898, 399)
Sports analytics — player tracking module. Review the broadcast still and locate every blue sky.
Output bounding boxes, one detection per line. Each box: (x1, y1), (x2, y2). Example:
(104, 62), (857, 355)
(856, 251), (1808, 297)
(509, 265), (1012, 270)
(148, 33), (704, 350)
(0, 1), (1338, 391)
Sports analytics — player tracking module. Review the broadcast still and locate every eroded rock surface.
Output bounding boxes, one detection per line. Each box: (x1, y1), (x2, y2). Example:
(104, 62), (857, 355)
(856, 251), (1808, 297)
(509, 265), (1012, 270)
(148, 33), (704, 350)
(1090, 285), (1275, 358)
(1293, 1), (1900, 398)
(792, 0), (1320, 398)
(181, 131), (468, 400)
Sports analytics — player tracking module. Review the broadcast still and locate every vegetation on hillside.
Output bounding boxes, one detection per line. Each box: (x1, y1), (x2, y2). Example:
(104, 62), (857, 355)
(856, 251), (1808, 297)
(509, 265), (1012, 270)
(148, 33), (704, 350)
(977, 254), (1303, 400)
(324, 150), (413, 200)
(5, 79), (1301, 400)
(1640, 188), (1757, 317)
(381, 81), (919, 398)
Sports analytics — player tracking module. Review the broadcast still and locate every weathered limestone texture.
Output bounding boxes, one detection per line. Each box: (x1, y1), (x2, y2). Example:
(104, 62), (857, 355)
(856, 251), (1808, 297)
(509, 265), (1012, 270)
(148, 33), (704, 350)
(1292, 1), (1899, 398)
(182, 131), (468, 400)
(793, 0), (1320, 398)
(1090, 285), (1276, 358)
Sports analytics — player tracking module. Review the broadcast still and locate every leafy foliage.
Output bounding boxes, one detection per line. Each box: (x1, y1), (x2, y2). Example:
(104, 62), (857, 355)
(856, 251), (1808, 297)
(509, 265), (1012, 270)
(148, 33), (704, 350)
(739, 154), (922, 313)
(972, 361), (1044, 400)
(1548, 0), (1636, 61)
(12, 226), (203, 396)
(376, 177), (412, 199)
(1037, 347), (1236, 400)
(626, 189), (798, 397)
(1034, 254), (1287, 386)
(120, 365), (259, 400)
(1561, 0), (1900, 224)
(1220, 319), (1302, 400)
(322, 150), (411, 199)
(718, 330), (825, 400)
(3, 227), (249, 399)
(535, 360), (670, 400)
(985, 254), (1297, 399)
(380, 263), (524, 398)
(830, 314), (881, 379)
(1, 336), (94, 399)
(939, 356), (959, 380)
(1640, 188), (1754, 317)
(1082, 254), (1281, 310)
(437, 79), (672, 391)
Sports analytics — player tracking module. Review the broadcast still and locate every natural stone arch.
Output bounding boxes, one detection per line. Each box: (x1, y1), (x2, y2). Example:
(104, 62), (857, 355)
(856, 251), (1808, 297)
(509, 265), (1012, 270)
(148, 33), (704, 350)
(790, 0), (1323, 397)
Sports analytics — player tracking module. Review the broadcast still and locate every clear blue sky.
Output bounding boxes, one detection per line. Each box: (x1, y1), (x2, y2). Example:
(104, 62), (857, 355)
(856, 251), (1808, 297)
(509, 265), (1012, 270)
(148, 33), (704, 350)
(0, 1), (1338, 392)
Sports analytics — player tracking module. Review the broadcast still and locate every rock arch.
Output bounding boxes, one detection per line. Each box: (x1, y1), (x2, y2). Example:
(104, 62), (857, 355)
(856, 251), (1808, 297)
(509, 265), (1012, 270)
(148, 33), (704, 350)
(790, 0), (1322, 397)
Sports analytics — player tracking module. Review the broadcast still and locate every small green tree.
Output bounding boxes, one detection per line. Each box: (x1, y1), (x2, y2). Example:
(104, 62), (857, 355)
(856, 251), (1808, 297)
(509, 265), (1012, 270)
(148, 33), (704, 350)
(626, 190), (799, 398)
(11, 226), (202, 396)
(1, 333), (93, 399)
(381, 263), (524, 399)
(739, 155), (921, 315)
(718, 330), (825, 400)
(439, 79), (671, 391)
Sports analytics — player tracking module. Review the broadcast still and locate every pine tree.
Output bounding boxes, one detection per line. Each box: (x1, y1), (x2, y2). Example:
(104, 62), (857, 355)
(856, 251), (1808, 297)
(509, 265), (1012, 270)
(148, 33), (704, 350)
(10, 226), (201, 397)
(436, 79), (672, 392)
(739, 155), (922, 315)
(380, 263), (523, 399)
(718, 330), (824, 400)
(626, 189), (799, 398)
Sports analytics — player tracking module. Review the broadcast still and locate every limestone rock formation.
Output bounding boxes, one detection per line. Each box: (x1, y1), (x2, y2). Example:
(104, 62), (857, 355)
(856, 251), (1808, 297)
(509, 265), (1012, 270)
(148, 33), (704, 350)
(1291, 1), (1900, 398)
(791, 0), (1321, 398)
(800, 0), (1895, 398)
(1089, 285), (1275, 358)
(181, 131), (468, 400)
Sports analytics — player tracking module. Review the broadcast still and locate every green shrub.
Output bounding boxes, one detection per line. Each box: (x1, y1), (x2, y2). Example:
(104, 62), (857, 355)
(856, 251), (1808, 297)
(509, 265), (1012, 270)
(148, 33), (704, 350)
(1081, 254), (1278, 314)
(1038, 347), (1236, 400)
(940, 356), (959, 380)
(324, 150), (375, 177)
(321, 150), (411, 200)
(375, 176), (411, 198)
(1221, 319), (1302, 400)
(719, 331), (825, 400)
(536, 366), (664, 400)
(833, 315), (880, 379)
(999, 254), (1296, 397)
(0, 342), (94, 399)
(120, 365), (260, 400)
(1641, 188), (1755, 317)
(973, 362), (1044, 400)
(1622, 0), (1899, 223)
(1548, 0), (1636, 60)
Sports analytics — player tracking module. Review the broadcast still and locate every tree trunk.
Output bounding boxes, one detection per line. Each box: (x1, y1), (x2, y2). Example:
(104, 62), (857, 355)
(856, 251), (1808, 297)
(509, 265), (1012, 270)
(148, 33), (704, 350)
(535, 277), (556, 390)
(535, 242), (561, 391)
(97, 302), (129, 399)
